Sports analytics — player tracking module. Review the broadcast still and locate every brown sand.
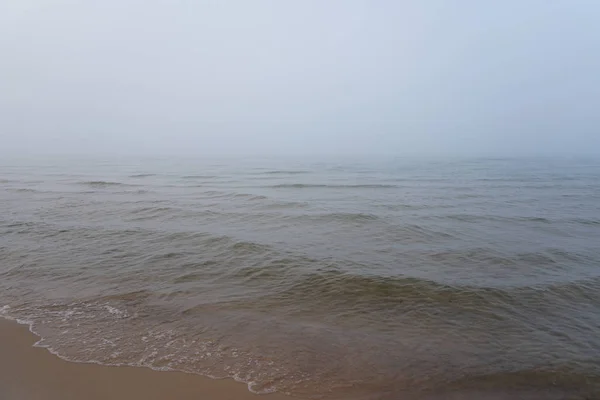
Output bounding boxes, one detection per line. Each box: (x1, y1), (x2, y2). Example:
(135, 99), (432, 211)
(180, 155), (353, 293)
(0, 318), (298, 400)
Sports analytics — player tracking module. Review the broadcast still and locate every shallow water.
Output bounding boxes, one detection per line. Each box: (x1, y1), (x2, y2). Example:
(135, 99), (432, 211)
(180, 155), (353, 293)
(1, 156), (600, 399)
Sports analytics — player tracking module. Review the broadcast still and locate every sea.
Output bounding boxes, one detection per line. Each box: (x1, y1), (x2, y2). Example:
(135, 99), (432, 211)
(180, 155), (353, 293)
(1, 155), (599, 400)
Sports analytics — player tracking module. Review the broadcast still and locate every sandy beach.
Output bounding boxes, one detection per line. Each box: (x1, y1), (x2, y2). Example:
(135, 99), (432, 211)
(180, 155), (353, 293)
(0, 318), (297, 400)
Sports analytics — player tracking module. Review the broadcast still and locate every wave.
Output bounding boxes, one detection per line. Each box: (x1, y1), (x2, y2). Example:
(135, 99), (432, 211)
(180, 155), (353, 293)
(426, 247), (595, 275)
(195, 190), (269, 201)
(216, 267), (600, 315)
(172, 262), (222, 284)
(181, 175), (218, 179)
(233, 193), (268, 201)
(10, 188), (40, 193)
(280, 272), (480, 304)
(432, 214), (600, 226)
(129, 206), (176, 215)
(257, 201), (308, 210)
(77, 181), (139, 188)
(229, 240), (273, 254)
(126, 207), (180, 221)
(268, 183), (398, 189)
(130, 207), (377, 224)
(572, 218), (600, 226)
(129, 174), (156, 178)
(258, 170), (310, 175)
(302, 212), (380, 223)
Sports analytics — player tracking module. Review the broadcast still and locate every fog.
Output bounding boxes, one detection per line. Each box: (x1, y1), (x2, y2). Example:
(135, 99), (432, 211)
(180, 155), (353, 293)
(1, 1), (599, 156)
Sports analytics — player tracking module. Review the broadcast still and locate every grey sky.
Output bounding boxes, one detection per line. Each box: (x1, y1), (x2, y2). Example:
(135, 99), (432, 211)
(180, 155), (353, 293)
(1, 1), (599, 156)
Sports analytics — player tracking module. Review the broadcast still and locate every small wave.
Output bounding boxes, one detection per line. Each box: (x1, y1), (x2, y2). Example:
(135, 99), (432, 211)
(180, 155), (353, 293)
(303, 212), (380, 223)
(282, 273), (464, 304)
(259, 201), (308, 210)
(196, 190), (228, 197)
(426, 248), (592, 271)
(129, 174), (156, 178)
(269, 183), (398, 189)
(231, 240), (272, 254)
(172, 261), (220, 284)
(181, 175), (218, 179)
(222, 257), (318, 284)
(10, 188), (40, 193)
(522, 216), (552, 223)
(252, 270), (600, 314)
(377, 203), (422, 210)
(78, 181), (139, 188)
(259, 170), (309, 175)
(434, 214), (554, 224)
(130, 206), (176, 215)
(571, 218), (600, 226)
(196, 190), (269, 201)
(233, 193), (268, 201)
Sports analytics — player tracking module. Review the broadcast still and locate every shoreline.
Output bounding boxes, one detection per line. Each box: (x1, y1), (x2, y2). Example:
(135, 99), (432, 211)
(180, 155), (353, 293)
(0, 317), (298, 400)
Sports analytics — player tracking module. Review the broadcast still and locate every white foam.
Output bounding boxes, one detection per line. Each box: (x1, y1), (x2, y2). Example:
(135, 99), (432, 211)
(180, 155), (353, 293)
(104, 305), (128, 318)
(0, 311), (279, 396)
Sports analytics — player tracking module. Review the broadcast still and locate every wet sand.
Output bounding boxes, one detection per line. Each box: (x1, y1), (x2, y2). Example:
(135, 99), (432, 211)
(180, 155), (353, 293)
(0, 318), (297, 400)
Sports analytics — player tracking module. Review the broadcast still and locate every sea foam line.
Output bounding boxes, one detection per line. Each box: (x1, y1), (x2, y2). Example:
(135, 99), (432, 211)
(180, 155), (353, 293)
(0, 305), (272, 395)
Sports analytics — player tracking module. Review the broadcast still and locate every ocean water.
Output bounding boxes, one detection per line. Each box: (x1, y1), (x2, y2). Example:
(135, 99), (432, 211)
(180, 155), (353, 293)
(1, 156), (600, 399)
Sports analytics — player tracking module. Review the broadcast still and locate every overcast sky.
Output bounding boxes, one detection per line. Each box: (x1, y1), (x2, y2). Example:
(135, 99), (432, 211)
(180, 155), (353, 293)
(1, 1), (599, 156)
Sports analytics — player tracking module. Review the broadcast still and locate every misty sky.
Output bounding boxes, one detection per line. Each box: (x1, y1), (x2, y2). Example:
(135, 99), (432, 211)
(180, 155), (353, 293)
(1, 1), (599, 156)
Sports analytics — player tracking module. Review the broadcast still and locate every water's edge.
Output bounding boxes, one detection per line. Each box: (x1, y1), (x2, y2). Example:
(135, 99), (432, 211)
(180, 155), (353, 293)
(0, 310), (273, 396)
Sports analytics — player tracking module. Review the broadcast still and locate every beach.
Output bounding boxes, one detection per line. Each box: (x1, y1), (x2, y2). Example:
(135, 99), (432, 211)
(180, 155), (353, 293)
(0, 318), (294, 400)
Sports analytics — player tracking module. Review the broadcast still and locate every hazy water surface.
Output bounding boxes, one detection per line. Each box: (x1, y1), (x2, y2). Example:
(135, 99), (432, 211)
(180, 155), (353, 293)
(1, 156), (600, 399)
